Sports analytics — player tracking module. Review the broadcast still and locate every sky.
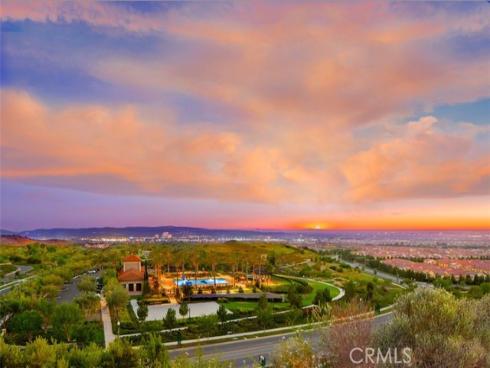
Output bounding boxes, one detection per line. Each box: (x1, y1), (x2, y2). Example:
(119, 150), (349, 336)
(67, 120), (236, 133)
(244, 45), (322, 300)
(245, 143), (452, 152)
(0, 1), (489, 231)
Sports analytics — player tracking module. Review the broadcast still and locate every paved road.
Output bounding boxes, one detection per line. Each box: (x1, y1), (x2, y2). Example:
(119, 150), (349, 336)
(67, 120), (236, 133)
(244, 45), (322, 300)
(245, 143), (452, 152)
(57, 278), (82, 303)
(57, 272), (100, 303)
(340, 259), (431, 289)
(169, 312), (393, 367)
(340, 259), (402, 284)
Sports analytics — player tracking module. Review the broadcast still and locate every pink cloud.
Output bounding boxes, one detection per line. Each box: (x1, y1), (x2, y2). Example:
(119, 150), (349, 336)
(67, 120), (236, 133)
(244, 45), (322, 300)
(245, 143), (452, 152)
(88, 1), (489, 131)
(342, 116), (490, 202)
(1, 1), (489, 214)
(1, 90), (339, 203)
(1, 90), (488, 207)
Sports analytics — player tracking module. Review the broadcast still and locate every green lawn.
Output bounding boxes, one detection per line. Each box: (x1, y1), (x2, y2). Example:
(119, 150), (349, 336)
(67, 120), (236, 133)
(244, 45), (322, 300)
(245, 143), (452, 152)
(220, 277), (341, 314)
(223, 300), (290, 314)
(275, 275), (340, 306)
(302, 279), (340, 305)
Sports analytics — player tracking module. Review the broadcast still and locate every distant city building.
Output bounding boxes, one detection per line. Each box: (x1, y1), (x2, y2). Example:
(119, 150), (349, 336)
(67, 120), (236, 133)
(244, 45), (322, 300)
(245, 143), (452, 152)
(118, 254), (144, 295)
(161, 232), (172, 239)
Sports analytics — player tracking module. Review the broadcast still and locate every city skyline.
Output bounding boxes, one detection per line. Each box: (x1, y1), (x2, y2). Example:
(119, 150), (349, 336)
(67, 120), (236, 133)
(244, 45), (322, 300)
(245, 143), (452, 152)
(1, 1), (490, 231)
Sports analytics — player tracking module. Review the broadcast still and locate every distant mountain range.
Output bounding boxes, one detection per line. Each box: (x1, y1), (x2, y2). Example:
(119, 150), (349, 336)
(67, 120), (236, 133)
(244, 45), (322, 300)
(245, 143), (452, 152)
(1, 226), (283, 240)
(1, 226), (489, 246)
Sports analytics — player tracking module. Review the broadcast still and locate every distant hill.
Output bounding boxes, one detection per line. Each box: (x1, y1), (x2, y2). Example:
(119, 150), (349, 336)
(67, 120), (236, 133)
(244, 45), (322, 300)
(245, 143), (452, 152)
(0, 234), (35, 246)
(0, 234), (70, 246)
(18, 225), (280, 240)
(0, 229), (17, 236)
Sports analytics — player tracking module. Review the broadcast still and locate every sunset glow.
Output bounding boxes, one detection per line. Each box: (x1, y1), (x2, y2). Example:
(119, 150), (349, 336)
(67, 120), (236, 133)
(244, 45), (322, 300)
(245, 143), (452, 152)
(1, 1), (489, 231)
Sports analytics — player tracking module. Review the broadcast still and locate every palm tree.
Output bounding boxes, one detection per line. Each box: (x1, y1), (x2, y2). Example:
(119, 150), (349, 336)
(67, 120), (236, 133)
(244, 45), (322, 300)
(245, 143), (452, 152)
(189, 245), (205, 283)
(150, 248), (163, 283)
(175, 247), (187, 276)
(164, 247), (173, 273)
(209, 252), (222, 287)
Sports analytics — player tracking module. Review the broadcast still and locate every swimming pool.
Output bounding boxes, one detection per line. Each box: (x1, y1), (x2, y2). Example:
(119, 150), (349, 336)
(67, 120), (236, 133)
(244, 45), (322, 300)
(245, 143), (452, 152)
(175, 278), (228, 287)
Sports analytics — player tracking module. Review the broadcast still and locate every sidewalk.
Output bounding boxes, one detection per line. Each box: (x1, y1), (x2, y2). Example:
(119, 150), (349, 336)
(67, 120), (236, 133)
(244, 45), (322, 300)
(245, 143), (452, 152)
(100, 296), (116, 347)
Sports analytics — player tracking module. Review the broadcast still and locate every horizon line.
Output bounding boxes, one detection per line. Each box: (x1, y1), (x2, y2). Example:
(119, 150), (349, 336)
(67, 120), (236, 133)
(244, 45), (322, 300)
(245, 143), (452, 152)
(2, 224), (490, 233)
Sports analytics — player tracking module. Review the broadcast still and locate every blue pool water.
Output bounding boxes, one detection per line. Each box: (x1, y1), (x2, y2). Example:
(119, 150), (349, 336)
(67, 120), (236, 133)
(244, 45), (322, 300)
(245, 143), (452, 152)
(175, 278), (228, 287)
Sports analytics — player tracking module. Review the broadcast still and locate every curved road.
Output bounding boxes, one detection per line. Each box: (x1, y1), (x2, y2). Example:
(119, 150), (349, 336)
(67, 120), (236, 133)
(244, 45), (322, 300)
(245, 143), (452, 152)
(340, 259), (431, 289)
(169, 312), (393, 367)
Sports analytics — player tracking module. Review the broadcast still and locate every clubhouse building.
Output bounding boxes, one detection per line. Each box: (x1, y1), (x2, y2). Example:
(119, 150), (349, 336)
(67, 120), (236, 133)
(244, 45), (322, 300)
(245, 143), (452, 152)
(118, 254), (144, 295)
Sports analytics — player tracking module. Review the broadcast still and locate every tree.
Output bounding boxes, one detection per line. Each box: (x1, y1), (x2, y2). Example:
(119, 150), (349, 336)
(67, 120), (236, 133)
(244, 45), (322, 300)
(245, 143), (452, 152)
(164, 308), (177, 330)
(313, 288), (331, 306)
(78, 276), (96, 293)
(256, 294), (274, 329)
(7, 310), (43, 343)
(143, 280), (151, 295)
(366, 281), (374, 301)
(106, 338), (139, 368)
(375, 289), (489, 368)
(258, 293), (268, 310)
(0, 337), (25, 368)
(105, 280), (129, 321)
(469, 285), (483, 299)
(344, 280), (356, 300)
(137, 302), (148, 323)
(75, 292), (100, 319)
(179, 301), (189, 319)
(189, 248), (202, 283)
(52, 303), (83, 342)
(480, 282), (490, 294)
(140, 333), (170, 368)
(24, 337), (57, 368)
(287, 286), (303, 309)
(217, 303), (228, 324)
(182, 284), (193, 301)
(319, 298), (374, 367)
(196, 315), (218, 337)
(272, 334), (316, 368)
(40, 284), (60, 299)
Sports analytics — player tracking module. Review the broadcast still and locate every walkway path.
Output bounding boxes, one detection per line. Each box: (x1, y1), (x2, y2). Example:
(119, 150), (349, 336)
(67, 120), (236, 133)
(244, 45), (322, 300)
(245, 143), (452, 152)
(2, 265), (33, 279)
(100, 296), (116, 347)
(0, 275), (35, 296)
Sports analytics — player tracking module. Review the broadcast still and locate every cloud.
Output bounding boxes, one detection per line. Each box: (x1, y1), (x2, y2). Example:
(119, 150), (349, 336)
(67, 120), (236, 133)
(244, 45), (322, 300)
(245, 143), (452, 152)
(342, 116), (490, 201)
(1, 90), (488, 207)
(0, 0), (163, 32)
(87, 1), (490, 131)
(1, 1), (489, 213)
(1, 89), (338, 203)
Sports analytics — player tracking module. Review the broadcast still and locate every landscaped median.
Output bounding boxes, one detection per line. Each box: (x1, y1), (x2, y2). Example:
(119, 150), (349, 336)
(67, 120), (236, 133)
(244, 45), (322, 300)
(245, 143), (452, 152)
(132, 308), (394, 350)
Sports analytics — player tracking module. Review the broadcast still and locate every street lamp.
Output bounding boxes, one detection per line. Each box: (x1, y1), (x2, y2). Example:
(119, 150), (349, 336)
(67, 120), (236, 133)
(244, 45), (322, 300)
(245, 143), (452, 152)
(117, 320), (120, 336)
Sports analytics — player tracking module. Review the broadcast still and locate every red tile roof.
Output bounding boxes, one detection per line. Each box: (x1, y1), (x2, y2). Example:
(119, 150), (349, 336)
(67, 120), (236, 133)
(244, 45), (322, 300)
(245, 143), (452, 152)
(118, 269), (145, 282)
(123, 254), (141, 262)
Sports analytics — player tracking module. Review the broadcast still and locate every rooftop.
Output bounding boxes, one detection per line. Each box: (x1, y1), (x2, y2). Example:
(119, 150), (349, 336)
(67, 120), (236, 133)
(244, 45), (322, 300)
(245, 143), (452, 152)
(123, 254), (141, 262)
(118, 269), (145, 282)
